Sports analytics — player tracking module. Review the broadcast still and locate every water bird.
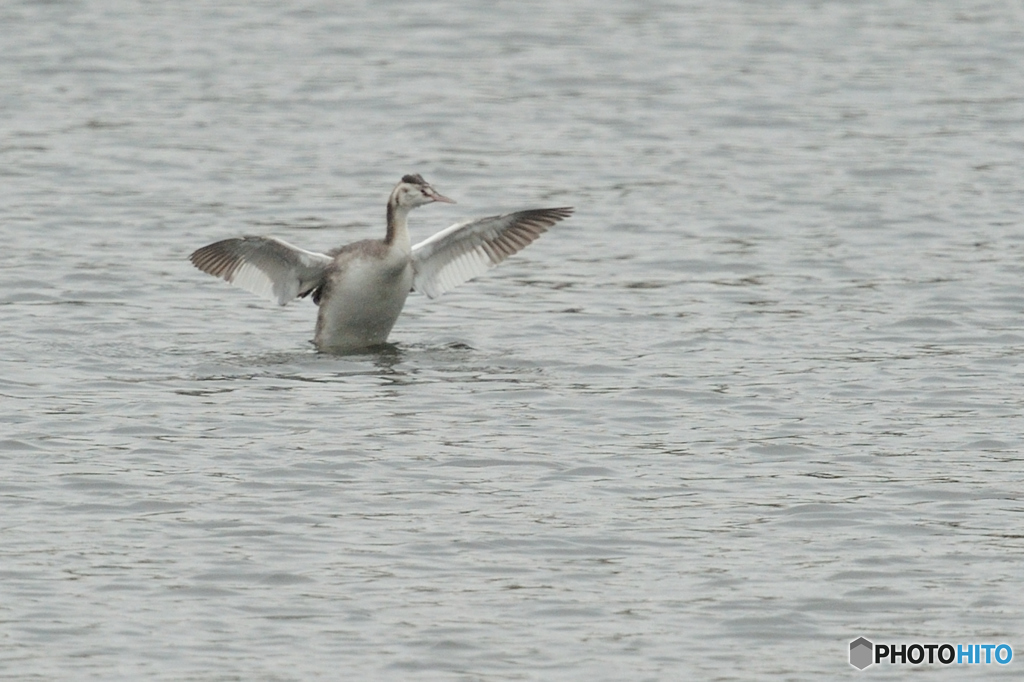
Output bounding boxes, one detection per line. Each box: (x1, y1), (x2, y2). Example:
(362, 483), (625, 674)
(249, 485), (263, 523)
(190, 174), (573, 353)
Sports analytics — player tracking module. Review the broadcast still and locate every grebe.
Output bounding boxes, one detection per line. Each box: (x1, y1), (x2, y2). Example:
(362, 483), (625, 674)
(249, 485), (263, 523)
(190, 174), (573, 352)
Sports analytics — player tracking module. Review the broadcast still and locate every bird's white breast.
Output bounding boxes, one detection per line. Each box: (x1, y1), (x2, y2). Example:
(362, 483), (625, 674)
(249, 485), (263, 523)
(313, 249), (413, 352)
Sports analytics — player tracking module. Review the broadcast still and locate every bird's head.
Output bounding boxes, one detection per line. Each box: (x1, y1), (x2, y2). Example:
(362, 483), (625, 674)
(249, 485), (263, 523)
(391, 174), (456, 210)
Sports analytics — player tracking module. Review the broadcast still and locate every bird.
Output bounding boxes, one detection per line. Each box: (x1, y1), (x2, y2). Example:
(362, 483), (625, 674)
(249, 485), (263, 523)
(189, 174), (573, 353)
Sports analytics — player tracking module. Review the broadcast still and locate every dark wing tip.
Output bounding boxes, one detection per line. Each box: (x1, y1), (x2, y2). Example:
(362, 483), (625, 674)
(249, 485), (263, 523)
(189, 239), (243, 281)
(516, 207), (574, 225)
(477, 207), (574, 262)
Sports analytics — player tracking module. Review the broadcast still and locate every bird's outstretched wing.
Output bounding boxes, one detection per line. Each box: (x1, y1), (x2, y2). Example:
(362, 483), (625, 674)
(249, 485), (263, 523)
(189, 236), (334, 305)
(410, 207), (573, 299)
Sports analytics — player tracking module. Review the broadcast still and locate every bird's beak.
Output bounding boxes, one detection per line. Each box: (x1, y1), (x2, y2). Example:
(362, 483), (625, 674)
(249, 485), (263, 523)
(426, 187), (456, 204)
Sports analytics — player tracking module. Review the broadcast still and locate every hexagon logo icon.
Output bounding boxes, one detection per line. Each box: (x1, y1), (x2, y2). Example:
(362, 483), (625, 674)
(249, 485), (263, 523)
(850, 637), (874, 670)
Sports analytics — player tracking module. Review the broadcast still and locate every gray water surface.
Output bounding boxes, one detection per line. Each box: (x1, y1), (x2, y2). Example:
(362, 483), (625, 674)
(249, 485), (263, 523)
(2, 1), (1023, 679)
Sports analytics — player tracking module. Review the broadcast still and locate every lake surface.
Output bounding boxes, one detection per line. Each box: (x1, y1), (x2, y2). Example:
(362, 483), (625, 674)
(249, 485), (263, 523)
(2, 1), (1023, 679)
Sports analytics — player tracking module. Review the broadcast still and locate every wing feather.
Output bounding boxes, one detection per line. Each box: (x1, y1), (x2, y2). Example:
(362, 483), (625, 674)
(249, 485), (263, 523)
(411, 207), (573, 299)
(189, 236), (333, 305)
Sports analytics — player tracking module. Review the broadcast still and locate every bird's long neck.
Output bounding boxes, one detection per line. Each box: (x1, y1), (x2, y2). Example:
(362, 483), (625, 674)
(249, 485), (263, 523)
(385, 195), (411, 248)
